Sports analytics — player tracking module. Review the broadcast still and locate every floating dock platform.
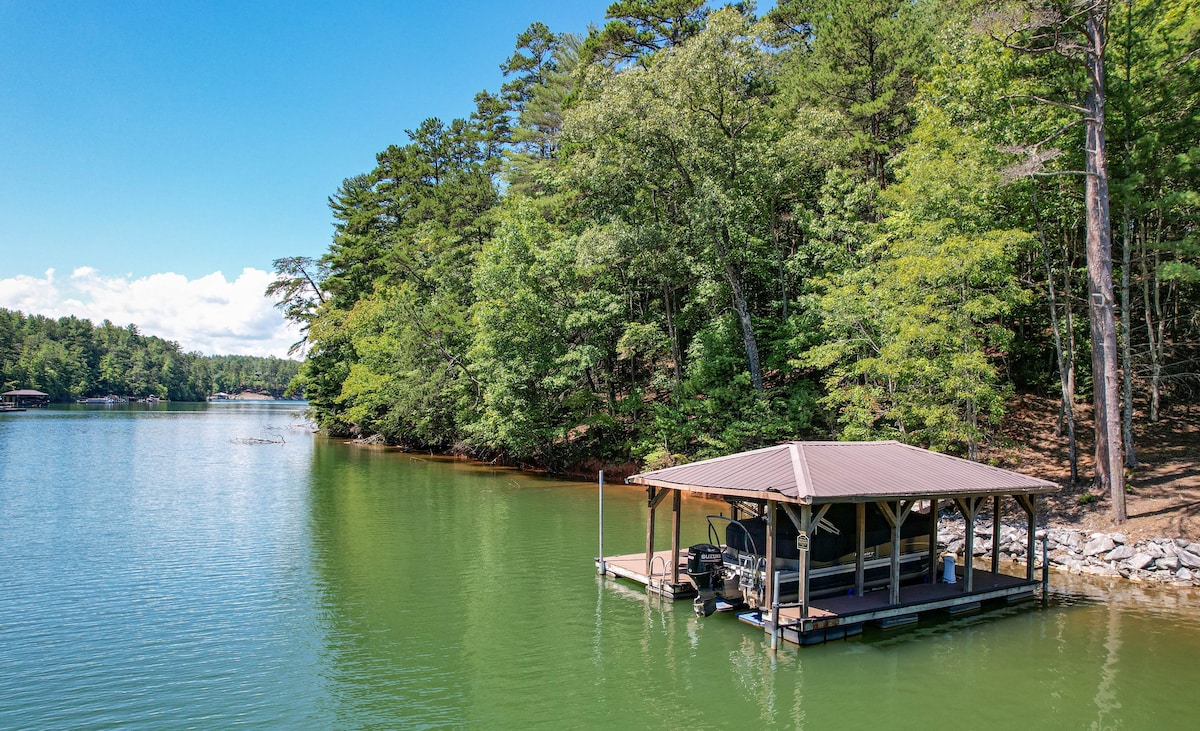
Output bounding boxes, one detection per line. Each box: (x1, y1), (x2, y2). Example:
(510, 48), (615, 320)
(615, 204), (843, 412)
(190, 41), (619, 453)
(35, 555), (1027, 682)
(598, 550), (1039, 646)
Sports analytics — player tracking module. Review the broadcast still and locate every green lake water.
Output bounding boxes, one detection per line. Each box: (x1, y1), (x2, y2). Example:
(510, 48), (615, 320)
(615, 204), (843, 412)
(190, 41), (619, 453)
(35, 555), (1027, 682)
(2, 402), (1198, 729)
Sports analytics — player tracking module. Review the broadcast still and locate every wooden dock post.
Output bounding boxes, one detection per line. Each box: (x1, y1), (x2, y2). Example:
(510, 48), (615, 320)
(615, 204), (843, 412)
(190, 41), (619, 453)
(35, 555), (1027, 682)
(879, 500), (915, 606)
(1016, 494), (1038, 582)
(991, 495), (1002, 574)
(781, 502), (813, 619)
(644, 486), (670, 585)
(670, 489), (681, 587)
(955, 497), (983, 593)
(856, 503), (866, 597)
(927, 499), (939, 585)
(799, 504), (811, 619)
(645, 487), (655, 580)
(765, 500), (777, 629)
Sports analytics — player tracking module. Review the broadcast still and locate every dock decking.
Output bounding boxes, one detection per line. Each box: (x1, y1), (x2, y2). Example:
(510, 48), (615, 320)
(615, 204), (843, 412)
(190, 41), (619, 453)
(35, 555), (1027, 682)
(598, 550), (1039, 645)
(599, 550), (696, 599)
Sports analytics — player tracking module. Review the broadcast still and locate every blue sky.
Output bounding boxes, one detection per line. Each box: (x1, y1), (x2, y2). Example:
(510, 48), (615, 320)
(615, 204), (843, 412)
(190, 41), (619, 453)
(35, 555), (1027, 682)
(0, 0), (606, 356)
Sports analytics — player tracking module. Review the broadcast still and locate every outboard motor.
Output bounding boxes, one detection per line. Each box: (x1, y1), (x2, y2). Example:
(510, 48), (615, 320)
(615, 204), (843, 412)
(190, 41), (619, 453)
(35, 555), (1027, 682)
(686, 543), (725, 617)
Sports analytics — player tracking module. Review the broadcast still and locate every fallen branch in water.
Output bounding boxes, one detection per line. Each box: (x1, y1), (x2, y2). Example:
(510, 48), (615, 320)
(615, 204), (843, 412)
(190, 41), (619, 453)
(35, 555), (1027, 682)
(231, 436), (285, 445)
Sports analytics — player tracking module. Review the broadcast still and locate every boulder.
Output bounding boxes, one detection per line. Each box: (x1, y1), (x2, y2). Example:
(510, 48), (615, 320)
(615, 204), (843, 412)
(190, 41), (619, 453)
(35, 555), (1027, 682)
(1111, 533), (1127, 545)
(1105, 545), (1136, 562)
(1156, 556), (1180, 572)
(1083, 535), (1117, 557)
(1145, 543), (1167, 559)
(1187, 543), (1200, 555)
(1174, 548), (1200, 570)
(1125, 553), (1155, 571)
(1177, 567), (1194, 582)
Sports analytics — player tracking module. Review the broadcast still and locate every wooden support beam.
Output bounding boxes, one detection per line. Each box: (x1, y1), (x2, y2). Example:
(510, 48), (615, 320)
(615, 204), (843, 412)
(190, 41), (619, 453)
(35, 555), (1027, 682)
(799, 504), (812, 619)
(645, 487), (657, 579)
(765, 500), (777, 621)
(1016, 494), (1038, 581)
(927, 499), (939, 585)
(878, 501), (913, 606)
(992, 495), (1002, 574)
(813, 504), (832, 534)
(649, 487), (670, 510)
(779, 502), (803, 531)
(671, 489), (681, 586)
(954, 497), (984, 593)
(856, 503), (866, 597)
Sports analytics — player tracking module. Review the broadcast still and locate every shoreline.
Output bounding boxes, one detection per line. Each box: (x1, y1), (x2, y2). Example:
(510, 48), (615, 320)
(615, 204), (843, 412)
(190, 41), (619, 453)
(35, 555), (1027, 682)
(940, 517), (1200, 589)
(334, 429), (1200, 591)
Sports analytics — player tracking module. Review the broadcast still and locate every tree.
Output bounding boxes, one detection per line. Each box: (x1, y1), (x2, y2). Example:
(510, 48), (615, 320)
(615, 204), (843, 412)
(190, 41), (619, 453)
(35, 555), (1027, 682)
(265, 256), (328, 355)
(980, 0), (1127, 520)
(567, 8), (785, 393)
(803, 108), (1028, 456)
(769, 0), (932, 191)
(583, 0), (710, 65)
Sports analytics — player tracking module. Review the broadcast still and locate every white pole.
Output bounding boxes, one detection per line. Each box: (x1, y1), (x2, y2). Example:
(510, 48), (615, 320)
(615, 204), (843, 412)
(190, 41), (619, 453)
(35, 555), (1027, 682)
(598, 470), (606, 575)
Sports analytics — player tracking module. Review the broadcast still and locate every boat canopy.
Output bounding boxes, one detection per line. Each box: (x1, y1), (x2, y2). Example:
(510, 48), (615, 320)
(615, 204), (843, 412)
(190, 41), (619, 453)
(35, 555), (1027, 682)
(627, 441), (1058, 504)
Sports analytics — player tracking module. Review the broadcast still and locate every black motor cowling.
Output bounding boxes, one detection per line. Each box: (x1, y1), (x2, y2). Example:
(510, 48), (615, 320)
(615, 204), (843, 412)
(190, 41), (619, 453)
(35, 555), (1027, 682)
(686, 543), (725, 617)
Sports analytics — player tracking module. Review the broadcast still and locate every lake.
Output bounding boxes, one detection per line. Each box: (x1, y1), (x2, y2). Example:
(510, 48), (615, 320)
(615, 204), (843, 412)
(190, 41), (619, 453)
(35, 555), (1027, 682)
(2, 402), (1198, 729)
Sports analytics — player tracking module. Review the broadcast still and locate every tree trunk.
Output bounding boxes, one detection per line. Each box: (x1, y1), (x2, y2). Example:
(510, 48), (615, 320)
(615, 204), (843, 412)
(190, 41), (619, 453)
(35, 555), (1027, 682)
(1120, 196), (1137, 467)
(1064, 243), (1077, 408)
(1033, 185), (1079, 484)
(1119, 0), (1138, 468)
(663, 283), (684, 389)
(718, 224), (764, 392)
(1083, 8), (1126, 521)
(1141, 218), (1166, 421)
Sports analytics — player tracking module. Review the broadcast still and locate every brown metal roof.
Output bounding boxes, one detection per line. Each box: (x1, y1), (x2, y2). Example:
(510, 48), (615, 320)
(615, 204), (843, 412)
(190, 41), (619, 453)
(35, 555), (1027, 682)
(2, 389), (49, 396)
(627, 441), (1059, 503)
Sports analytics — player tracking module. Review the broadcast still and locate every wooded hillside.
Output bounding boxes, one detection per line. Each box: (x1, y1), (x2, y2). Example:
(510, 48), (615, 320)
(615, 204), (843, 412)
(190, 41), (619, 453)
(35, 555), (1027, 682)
(271, 1), (1199, 518)
(0, 308), (300, 401)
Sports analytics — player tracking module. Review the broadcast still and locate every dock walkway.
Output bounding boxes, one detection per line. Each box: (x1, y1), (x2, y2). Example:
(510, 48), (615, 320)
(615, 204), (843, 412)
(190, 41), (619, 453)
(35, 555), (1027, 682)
(599, 550), (1039, 645)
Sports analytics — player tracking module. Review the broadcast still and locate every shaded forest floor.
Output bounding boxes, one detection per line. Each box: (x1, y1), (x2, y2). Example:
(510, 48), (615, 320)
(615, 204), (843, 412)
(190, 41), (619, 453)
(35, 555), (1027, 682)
(986, 394), (1200, 542)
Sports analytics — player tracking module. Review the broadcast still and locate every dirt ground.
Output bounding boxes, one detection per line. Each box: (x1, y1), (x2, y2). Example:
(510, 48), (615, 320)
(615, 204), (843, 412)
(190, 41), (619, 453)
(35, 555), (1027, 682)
(984, 394), (1200, 542)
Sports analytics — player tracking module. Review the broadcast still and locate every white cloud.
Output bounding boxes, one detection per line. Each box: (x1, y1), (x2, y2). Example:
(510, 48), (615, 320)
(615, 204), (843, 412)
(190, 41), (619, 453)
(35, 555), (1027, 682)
(0, 267), (302, 359)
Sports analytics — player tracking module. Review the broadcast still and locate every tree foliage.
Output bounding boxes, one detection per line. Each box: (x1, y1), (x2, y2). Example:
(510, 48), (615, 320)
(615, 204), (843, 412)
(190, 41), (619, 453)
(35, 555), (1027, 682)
(0, 308), (300, 401)
(275, 0), (1200, 520)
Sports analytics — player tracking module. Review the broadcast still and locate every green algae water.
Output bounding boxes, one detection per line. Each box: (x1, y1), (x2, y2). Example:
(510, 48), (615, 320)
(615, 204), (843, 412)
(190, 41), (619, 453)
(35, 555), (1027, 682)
(2, 403), (1199, 729)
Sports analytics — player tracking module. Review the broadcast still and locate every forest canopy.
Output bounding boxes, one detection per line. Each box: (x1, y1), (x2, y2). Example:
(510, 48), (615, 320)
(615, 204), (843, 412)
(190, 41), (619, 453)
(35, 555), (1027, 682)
(0, 308), (300, 401)
(270, 0), (1200, 511)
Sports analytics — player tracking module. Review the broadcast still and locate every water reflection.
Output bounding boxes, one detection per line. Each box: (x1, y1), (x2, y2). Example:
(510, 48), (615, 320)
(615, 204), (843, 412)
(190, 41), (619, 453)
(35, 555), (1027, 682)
(298, 436), (1200, 730)
(8, 406), (1200, 729)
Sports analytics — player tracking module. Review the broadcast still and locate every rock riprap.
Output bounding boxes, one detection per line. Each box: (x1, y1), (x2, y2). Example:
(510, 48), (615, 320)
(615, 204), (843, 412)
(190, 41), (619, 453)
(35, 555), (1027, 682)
(936, 518), (1200, 588)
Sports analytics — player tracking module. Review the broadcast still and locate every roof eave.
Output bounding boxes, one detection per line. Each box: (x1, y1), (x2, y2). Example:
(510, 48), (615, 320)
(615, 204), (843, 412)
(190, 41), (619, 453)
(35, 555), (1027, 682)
(625, 476), (805, 503)
(626, 475), (1059, 504)
(808, 484), (1060, 503)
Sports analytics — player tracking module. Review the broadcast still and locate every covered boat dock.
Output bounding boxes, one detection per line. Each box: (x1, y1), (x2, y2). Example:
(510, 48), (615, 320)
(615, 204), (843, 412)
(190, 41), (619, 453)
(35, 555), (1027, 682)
(597, 441), (1059, 646)
(2, 389), (50, 408)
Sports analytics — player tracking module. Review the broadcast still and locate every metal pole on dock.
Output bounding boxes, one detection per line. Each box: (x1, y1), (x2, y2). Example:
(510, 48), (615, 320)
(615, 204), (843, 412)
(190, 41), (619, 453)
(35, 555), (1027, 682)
(598, 471), (606, 575)
(770, 572), (781, 652)
(1041, 531), (1049, 606)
